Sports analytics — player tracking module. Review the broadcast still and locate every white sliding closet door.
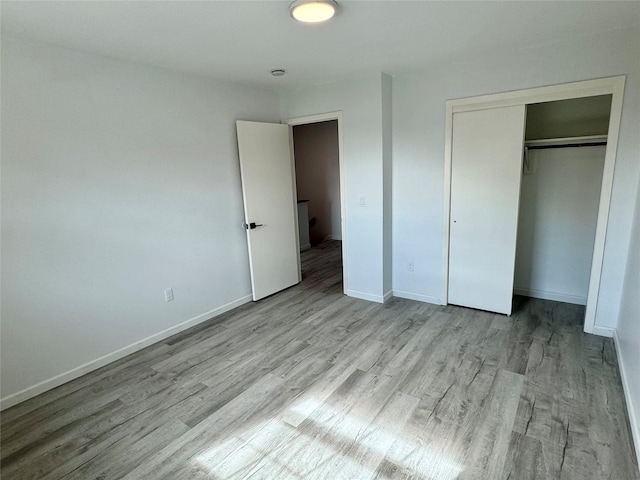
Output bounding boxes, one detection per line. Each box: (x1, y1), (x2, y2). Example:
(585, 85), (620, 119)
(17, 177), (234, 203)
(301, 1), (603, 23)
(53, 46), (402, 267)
(448, 105), (526, 315)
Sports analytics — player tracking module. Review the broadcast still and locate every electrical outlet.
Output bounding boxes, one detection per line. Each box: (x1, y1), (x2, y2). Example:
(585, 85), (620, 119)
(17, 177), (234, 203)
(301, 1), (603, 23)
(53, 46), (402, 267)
(408, 261), (414, 272)
(164, 288), (174, 302)
(359, 196), (366, 207)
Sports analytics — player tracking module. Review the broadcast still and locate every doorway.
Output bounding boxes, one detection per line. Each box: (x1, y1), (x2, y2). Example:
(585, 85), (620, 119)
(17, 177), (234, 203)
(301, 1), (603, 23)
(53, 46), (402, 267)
(442, 76), (625, 334)
(514, 96), (612, 306)
(286, 112), (347, 293)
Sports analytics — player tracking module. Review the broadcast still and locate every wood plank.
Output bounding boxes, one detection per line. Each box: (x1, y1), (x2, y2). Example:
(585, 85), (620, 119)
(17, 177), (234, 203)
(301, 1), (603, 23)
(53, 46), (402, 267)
(120, 373), (288, 479)
(319, 391), (420, 480)
(501, 432), (549, 480)
(460, 369), (525, 479)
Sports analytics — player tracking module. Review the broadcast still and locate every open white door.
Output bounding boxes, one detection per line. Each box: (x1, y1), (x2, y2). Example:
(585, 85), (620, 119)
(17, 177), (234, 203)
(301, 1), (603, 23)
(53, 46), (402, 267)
(448, 105), (526, 315)
(236, 120), (301, 301)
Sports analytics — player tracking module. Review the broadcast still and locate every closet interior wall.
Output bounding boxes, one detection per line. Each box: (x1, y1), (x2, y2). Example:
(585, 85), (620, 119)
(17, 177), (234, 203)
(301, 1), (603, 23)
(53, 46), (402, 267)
(514, 96), (613, 305)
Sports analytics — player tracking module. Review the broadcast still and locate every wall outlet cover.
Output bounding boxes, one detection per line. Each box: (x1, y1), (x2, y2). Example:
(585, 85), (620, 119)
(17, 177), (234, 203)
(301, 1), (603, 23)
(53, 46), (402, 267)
(164, 288), (174, 302)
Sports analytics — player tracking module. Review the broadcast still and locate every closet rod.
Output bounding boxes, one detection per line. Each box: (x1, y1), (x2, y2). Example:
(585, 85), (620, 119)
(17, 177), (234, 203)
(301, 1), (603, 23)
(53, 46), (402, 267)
(524, 134), (607, 150)
(526, 141), (607, 151)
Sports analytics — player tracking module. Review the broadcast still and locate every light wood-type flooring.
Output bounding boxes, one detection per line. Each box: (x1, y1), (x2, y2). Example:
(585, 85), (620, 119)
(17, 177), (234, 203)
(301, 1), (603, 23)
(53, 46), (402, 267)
(1, 241), (638, 479)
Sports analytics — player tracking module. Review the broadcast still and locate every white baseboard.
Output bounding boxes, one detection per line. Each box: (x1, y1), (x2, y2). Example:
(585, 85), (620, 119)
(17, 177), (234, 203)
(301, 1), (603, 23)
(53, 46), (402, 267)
(346, 289), (385, 303)
(392, 289), (441, 305)
(300, 243), (311, 251)
(613, 329), (640, 464)
(514, 287), (586, 305)
(347, 289), (443, 305)
(591, 325), (614, 338)
(0, 294), (253, 411)
(323, 235), (342, 241)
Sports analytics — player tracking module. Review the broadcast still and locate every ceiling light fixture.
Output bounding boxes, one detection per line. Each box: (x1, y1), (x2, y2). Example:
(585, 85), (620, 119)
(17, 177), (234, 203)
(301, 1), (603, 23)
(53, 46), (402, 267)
(289, 0), (338, 23)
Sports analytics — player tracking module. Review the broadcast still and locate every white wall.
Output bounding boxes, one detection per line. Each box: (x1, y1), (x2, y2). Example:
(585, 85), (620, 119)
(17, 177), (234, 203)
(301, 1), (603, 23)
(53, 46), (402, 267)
(616, 172), (640, 462)
(392, 25), (640, 329)
(0, 37), (280, 406)
(292, 121), (341, 244)
(280, 73), (390, 302)
(514, 147), (605, 304)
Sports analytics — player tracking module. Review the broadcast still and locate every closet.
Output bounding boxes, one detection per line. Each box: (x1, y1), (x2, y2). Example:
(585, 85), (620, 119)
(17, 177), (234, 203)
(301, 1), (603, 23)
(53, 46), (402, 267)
(445, 78), (622, 327)
(514, 96), (611, 306)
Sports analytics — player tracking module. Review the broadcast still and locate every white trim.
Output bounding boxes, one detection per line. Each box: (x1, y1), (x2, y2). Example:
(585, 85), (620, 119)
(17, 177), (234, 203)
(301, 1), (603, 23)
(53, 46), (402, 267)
(441, 100), (454, 304)
(447, 76), (625, 112)
(346, 289), (385, 303)
(323, 234), (342, 241)
(0, 294), (252, 411)
(383, 290), (393, 303)
(285, 112), (347, 295)
(441, 75), (626, 335)
(392, 289), (441, 305)
(288, 128), (303, 284)
(584, 77), (625, 334)
(300, 243), (311, 251)
(513, 288), (586, 306)
(591, 326), (615, 338)
(613, 329), (640, 463)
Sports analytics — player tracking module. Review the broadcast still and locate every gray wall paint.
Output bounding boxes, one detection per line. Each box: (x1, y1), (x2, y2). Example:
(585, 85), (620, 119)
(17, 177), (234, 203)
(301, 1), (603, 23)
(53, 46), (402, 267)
(515, 147), (605, 304)
(1, 37), (280, 400)
(280, 73), (389, 301)
(292, 121), (341, 244)
(617, 173), (640, 460)
(525, 95), (612, 140)
(392, 26), (640, 327)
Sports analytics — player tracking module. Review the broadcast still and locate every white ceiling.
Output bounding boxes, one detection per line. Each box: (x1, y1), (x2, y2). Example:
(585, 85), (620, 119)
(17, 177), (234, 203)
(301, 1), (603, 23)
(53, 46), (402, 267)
(2, 1), (639, 90)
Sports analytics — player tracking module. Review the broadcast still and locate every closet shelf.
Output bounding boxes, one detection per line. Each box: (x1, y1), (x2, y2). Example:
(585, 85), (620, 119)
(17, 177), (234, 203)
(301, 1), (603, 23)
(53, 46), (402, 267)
(524, 135), (607, 149)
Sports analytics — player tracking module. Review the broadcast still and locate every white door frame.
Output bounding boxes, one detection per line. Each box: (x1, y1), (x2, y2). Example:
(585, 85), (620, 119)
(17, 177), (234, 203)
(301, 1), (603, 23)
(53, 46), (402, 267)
(441, 76), (626, 334)
(285, 112), (348, 294)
